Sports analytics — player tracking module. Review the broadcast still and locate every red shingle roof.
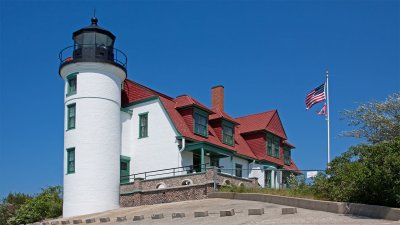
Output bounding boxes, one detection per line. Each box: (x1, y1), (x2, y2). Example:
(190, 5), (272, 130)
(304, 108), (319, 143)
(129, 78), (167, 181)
(209, 108), (240, 125)
(122, 80), (173, 106)
(236, 110), (288, 140)
(175, 95), (214, 114)
(160, 96), (256, 159)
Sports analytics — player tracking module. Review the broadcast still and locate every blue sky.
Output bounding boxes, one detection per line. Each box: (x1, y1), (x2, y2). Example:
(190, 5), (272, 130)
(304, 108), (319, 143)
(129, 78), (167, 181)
(0, 0), (399, 197)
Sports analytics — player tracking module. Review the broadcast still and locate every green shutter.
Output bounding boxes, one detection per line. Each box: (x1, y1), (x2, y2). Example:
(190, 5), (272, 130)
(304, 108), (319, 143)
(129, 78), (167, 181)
(67, 148), (75, 174)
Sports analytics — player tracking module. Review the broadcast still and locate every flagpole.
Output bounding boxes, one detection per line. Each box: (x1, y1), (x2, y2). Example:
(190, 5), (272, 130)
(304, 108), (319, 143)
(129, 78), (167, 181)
(326, 70), (331, 168)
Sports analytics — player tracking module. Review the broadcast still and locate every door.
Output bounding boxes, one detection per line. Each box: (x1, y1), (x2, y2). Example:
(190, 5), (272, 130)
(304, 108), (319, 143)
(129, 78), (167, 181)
(193, 154), (201, 172)
(265, 170), (272, 188)
(120, 156), (130, 184)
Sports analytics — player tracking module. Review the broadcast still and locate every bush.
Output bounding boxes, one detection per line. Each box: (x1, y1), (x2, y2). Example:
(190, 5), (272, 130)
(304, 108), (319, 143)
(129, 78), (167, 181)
(314, 138), (400, 207)
(0, 193), (32, 225)
(7, 186), (63, 225)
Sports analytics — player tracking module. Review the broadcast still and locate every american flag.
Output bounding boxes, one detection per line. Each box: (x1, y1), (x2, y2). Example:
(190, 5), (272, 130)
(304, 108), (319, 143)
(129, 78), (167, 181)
(305, 83), (326, 110)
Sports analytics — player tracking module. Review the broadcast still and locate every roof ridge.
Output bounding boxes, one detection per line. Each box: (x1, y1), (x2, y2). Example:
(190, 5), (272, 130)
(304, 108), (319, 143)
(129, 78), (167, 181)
(235, 109), (277, 119)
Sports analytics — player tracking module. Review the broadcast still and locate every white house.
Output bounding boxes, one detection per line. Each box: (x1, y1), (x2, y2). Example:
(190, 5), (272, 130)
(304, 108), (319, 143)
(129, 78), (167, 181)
(59, 17), (300, 217)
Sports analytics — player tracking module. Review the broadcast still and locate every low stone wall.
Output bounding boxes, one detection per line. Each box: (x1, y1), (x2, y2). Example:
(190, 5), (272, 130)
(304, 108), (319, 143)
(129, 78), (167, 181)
(216, 172), (259, 187)
(120, 168), (258, 207)
(120, 183), (214, 207)
(208, 192), (400, 221)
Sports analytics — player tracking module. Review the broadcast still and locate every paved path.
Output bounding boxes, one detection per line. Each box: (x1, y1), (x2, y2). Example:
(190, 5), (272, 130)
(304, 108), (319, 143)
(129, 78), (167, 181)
(59, 199), (398, 225)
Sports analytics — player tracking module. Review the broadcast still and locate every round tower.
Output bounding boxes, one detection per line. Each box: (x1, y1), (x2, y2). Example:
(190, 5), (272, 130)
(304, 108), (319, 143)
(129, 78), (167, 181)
(58, 17), (127, 217)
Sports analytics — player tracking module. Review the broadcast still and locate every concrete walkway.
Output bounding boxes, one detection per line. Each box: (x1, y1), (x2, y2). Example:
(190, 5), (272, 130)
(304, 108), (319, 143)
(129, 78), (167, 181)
(57, 199), (397, 225)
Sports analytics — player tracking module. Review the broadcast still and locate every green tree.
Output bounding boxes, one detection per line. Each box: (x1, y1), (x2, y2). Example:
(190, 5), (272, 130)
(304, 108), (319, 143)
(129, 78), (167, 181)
(7, 186), (63, 225)
(341, 92), (400, 143)
(314, 137), (400, 207)
(0, 193), (32, 225)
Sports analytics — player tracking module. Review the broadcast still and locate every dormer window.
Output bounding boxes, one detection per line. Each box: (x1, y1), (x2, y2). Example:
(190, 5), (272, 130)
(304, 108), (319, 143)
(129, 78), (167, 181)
(194, 109), (208, 137)
(222, 121), (234, 146)
(284, 147), (291, 165)
(266, 133), (280, 158)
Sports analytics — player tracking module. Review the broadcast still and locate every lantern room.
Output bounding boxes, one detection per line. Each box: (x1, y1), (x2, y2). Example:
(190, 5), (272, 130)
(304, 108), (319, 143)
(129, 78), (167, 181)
(59, 17), (127, 74)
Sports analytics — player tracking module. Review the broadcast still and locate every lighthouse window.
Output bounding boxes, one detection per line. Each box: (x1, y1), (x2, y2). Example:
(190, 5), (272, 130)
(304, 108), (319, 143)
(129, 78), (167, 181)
(67, 104), (76, 130)
(139, 113), (148, 138)
(67, 76), (77, 96)
(67, 148), (75, 174)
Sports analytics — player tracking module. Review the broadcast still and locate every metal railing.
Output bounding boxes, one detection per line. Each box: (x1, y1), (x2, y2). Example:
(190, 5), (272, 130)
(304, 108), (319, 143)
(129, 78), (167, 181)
(120, 163), (325, 187)
(120, 163), (210, 183)
(58, 44), (128, 69)
(217, 168), (326, 188)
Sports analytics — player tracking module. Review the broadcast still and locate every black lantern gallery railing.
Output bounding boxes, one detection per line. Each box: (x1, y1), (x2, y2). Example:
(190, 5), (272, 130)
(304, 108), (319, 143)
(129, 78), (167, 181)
(59, 44), (128, 71)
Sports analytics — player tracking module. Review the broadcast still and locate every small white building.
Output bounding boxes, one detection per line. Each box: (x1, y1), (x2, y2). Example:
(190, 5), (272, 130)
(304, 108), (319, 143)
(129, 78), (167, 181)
(59, 18), (300, 217)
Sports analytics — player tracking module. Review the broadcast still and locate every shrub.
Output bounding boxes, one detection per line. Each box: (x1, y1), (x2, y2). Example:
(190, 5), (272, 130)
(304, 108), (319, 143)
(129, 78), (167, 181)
(0, 193), (32, 225)
(7, 186), (63, 225)
(314, 138), (400, 207)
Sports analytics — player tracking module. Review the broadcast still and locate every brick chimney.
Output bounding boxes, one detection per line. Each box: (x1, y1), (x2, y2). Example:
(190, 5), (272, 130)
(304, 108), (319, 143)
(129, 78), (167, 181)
(211, 85), (224, 112)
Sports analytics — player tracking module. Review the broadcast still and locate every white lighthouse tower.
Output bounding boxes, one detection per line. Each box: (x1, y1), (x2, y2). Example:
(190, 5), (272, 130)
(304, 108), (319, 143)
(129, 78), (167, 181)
(59, 17), (127, 217)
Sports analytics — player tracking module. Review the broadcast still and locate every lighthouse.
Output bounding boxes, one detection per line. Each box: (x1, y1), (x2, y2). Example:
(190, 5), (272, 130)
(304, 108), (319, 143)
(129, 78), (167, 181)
(59, 17), (127, 217)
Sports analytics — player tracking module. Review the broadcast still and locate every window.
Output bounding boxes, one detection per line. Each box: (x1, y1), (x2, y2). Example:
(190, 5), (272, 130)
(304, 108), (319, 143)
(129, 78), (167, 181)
(67, 76), (77, 96)
(139, 113), (148, 138)
(194, 111), (208, 136)
(273, 137), (280, 158)
(120, 156), (130, 184)
(222, 122), (234, 145)
(67, 148), (75, 174)
(267, 134), (273, 156)
(67, 104), (76, 130)
(235, 163), (243, 177)
(284, 148), (291, 165)
(266, 133), (280, 158)
(265, 170), (272, 188)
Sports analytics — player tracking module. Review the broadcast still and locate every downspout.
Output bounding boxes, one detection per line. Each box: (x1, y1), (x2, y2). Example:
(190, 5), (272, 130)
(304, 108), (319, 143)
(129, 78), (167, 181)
(179, 137), (186, 152)
(178, 137), (186, 169)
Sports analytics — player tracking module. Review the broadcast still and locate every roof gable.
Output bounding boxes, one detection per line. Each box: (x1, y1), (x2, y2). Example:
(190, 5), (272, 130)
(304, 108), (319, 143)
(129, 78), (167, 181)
(235, 110), (287, 140)
(265, 111), (287, 139)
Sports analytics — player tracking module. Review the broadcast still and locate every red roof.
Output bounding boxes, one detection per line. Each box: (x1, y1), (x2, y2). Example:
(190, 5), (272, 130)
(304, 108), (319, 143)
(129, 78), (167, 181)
(209, 108), (240, 125)
(122, 80), (173, 106)
(122, 79), (297, 167)
(175, 95), (214, 114)
(236, 110), (288, 140)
